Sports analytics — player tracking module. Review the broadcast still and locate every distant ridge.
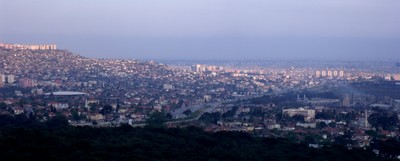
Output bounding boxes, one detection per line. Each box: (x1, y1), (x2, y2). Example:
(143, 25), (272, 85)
(0, 48), (170, 80)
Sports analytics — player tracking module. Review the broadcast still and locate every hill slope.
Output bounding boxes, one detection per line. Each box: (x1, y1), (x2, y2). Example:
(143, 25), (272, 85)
(0, 49), (172, 80)
(0, 115), (388, 161)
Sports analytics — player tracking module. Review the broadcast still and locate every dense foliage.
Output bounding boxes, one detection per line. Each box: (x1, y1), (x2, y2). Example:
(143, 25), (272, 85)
(368, 108), (399, 131)
(0, 115), (392, 161)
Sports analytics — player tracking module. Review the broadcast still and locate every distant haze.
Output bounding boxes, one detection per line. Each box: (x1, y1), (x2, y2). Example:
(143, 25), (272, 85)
(1, 0), (400, 60)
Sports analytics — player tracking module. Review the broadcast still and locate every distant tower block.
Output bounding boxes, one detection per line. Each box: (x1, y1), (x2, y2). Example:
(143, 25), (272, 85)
(333, 71), (338, 77)
(384, 74), (392, 80)
(0, 74), (4, 87)
(393, 74), (400, 81)
(327, 71), (333, 77)
(339, 70), (344, 77)
(343, 96), (351, 107)
(0, 74), (5, 83)
(321, 71), (327, 77)
(6, 75), (15, 84)
(315, 71), (321, 77)
(191, 64), (202, 72)
(196, 64), (202, 72)
(50, 44), (57, 50)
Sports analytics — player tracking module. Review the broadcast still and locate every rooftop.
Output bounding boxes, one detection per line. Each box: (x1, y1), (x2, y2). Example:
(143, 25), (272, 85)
(44, 91), (88, 96)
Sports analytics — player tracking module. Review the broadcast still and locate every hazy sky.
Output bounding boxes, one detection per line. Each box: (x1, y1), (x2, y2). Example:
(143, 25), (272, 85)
(1, 0), (400, 60)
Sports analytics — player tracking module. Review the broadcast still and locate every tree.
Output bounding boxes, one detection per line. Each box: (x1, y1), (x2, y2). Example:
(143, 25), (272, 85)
(0, 102), (7, 110)
(303, 135), (316, 144)
(89, 103), (97, 111)
(315, 111), (334, 119)
(166, 113), (172, 120)
(19, 98), (26, 107)
(146, 111), (167, 127)
(50, 106), (57, 113)
(317, 122), (327, 129)
(46, 115), (69, 129)
(328, 122), (336, 128)
(100, 104), (113, 115)
(183, 109), (192, 116)
(199, 112), (220, 125)
(365, 130), (377, 138)
(369, 112), (399, 131)
(72, 111), (80, 121)
(378, 139), (400, 158)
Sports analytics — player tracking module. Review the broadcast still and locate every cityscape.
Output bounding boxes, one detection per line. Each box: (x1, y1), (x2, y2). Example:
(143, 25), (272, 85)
(1, 41), (400, 160)
(1, 0), (400, 160)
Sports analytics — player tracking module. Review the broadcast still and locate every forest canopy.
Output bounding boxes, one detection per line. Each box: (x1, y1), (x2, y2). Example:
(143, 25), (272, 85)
(0, 115), (390, 161)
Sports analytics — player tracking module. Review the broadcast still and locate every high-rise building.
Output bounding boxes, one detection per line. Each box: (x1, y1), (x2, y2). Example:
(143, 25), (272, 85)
(20, 78), (37, 88)
(7, 75), (15, 84)
(384, 74), (391, 80)
(327, 71), (333, 77)
(339, 70), (344, 77)
(342, 95), (351, 107)
(0, 74), (5, 83)
(191, 64), (209, 73)
(191, 64), (202, 72)
(0, 74), (4, 87)
(315, 71), (321, 77)
(393, 74), (400, 81)
(333, 71), (338, 77)
(321, 71), (327, 77)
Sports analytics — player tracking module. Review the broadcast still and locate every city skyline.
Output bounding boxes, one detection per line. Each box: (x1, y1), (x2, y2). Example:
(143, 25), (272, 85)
(1, 0), (400, 60)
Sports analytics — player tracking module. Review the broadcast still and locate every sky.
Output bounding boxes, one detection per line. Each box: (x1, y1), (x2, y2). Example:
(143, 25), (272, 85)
(1, 0), (400, 60)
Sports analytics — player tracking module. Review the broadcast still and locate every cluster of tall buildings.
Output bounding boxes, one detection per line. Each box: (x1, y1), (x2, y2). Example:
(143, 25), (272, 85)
(191, 64), (224, 73)
(315, 70), (344, 78)
(384, 74), (400, 81)
(0, 74), (41, 88)
(0, 42), (57, 50)
(0, 74), (15, 87)
(19, 78), (38, 88)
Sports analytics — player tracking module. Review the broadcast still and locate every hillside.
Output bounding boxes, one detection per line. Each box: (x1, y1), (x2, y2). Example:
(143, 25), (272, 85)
(0, 49), (173, 80)
(0, 115), (389, 161)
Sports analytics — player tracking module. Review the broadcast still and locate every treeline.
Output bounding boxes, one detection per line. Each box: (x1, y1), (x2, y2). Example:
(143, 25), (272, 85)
(0, 115), (394, 161)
